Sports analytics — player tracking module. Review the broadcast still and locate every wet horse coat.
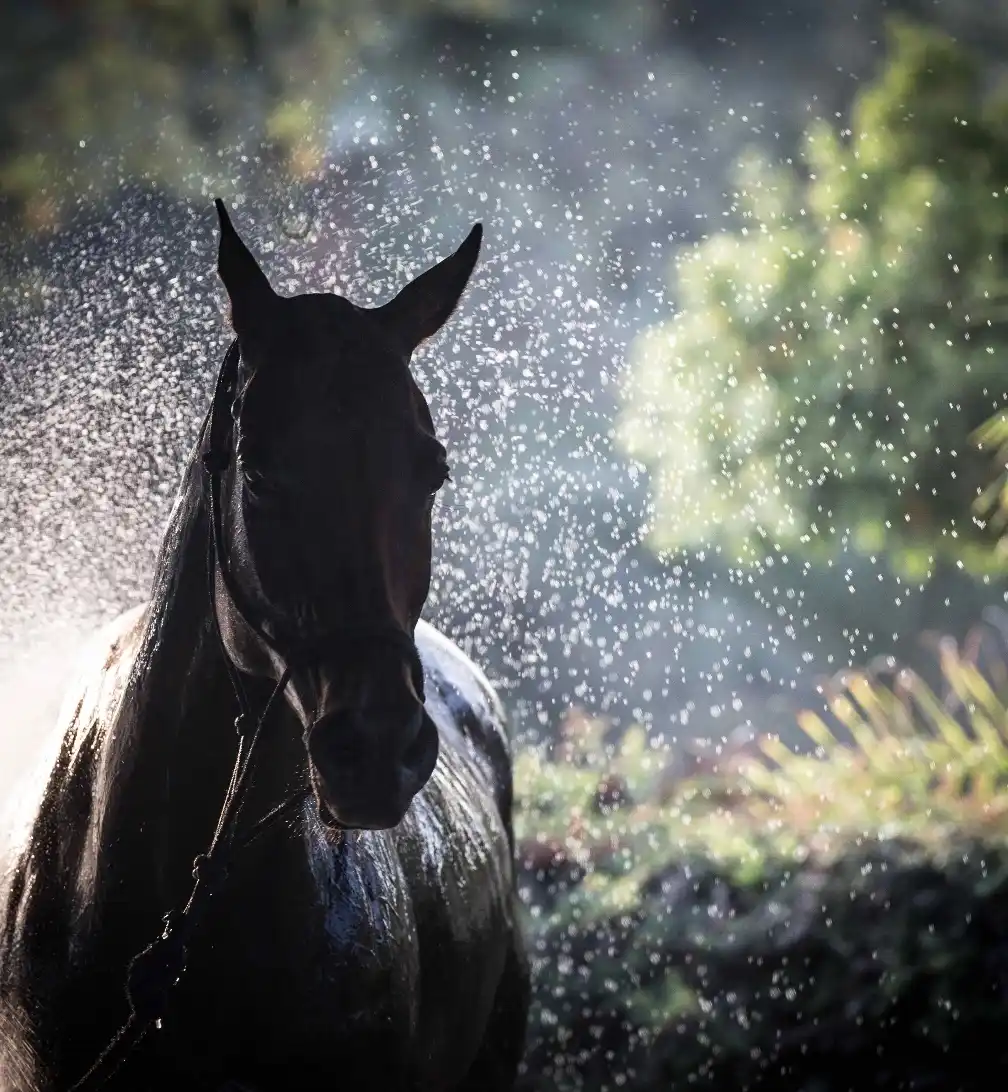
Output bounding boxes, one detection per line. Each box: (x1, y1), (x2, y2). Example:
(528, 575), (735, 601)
(0, 204), (529, 1091)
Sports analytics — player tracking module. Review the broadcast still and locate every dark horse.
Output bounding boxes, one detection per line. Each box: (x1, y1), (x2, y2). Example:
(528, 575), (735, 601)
(0, 202), (529, 1091)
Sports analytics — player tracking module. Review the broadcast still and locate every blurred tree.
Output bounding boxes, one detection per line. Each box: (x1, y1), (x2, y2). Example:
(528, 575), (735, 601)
(0, 0), (563, 239)
(618, 18), (1008, 573)
(0, 0), (370, 232)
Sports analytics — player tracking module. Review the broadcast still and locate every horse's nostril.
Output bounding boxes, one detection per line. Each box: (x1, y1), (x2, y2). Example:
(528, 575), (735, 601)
(304, 700), (436, 827)
(306, 702), (426, 772)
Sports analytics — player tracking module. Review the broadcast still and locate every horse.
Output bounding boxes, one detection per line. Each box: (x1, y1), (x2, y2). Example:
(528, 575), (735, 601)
(0, 200), (530, 1092)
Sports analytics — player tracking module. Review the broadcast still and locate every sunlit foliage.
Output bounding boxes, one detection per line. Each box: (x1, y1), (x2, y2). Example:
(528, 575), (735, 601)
(514, 627), (1008, 1088)
(0, 1), (349, 230)
(974, 410), (1008, 557)
(618, 18), (1008, 571)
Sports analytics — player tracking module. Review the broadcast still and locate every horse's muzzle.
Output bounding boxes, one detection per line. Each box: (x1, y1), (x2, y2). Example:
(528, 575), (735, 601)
(305, 702), (438, 830)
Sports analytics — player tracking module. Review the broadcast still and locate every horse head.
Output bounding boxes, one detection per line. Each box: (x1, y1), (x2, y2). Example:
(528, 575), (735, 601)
(209, 199), (481, 832)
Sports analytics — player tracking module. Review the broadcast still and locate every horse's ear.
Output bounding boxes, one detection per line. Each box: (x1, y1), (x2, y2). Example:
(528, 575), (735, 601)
(376, 224), (482, 352)
(214, 198), (276, 337)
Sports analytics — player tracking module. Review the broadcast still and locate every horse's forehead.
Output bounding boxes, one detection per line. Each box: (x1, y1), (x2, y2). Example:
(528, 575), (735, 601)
(249, 295), (407, 392)
(279, 292), (379, 350)
(241, 297), (430, 440)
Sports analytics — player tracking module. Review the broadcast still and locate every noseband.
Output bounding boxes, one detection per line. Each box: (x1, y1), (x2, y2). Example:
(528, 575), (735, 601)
(70, 338), (428, 1091)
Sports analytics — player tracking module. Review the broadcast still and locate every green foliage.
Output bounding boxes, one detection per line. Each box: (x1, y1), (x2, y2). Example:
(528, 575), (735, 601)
(617, 19), (1008, 570)
(514, 631), (1008, 1089)
(0, 0), (655, 239)
(0, 0), (542, 236)
(0, 1), (360, 230)
(973, 409), (1008, 553)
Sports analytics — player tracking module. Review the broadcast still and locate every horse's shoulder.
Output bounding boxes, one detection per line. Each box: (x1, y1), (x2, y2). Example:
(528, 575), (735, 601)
(416, 621), (510, 751)
(415, 621), (517, 820)
(1, 604), (148, 862)
(414, 619), (519, 848)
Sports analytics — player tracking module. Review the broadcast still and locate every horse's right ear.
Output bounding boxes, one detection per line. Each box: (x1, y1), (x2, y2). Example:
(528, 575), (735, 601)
(375, 224), (483, 354)
(215, 198), (276, 337)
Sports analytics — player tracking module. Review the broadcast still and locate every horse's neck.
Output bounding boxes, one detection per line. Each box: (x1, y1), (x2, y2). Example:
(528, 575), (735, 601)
(94, 454), (301, 911)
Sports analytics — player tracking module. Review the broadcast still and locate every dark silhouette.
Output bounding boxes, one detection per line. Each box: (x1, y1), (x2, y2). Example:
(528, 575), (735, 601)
(0, 201), (529, 1091)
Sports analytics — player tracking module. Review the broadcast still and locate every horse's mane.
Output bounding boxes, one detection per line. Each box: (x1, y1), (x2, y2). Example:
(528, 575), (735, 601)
(0, 415), (215, 1092)
(89, 418), (216, 896)
(108, 427), (210, 747)
(0, 996), (45, 1092)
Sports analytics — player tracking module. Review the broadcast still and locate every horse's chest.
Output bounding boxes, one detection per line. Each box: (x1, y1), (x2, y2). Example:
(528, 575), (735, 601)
(303, 825), (421, 997)
(168, 741), (511, 1086)
(394, 750), (515, 1082)
(166, 822), (419, 1081)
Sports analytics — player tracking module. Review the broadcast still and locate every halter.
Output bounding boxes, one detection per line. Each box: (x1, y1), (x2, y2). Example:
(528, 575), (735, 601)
(69, 338), (427, 1091)
(202, 339), (426, 696)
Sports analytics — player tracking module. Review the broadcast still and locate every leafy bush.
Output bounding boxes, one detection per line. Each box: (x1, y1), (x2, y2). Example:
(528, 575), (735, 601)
(513, 622), (1008, 1090)
(617, 19), (1008, 571)
(974, 411), (1008, 559)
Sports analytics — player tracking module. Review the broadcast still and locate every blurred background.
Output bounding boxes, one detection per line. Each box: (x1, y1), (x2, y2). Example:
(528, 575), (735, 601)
(7, 4), (1008, 1087)
(1, 0), (1008, 801)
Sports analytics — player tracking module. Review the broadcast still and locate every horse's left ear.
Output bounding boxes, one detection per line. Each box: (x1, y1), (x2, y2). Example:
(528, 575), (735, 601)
(376, 224), (483, 352)
(215, 198), (277, 338)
